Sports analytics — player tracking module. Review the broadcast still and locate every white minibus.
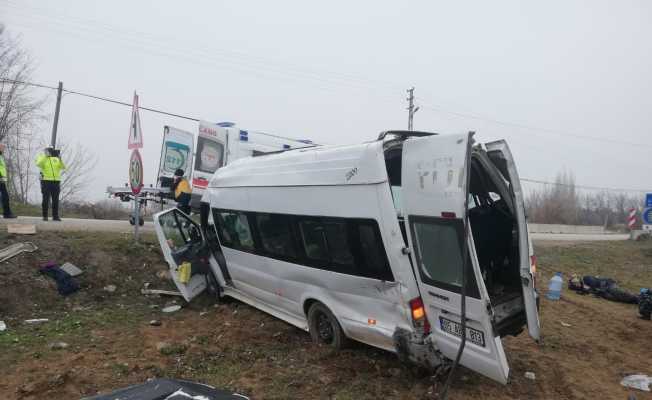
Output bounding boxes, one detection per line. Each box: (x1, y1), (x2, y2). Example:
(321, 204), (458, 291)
(154, 130), (540, 384)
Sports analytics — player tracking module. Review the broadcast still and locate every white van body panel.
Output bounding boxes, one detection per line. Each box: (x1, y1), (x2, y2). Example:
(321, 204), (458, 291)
(400, 133), (510, 384)
(203, 142), (420, 351)
(154, 132), (538, 385)
(485, 140), (541, 340)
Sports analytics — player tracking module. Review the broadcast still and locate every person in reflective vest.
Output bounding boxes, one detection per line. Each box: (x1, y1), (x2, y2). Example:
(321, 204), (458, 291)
(0, 144), (16, 219)
(171, 168), (192, 215)
(35, 147), (66, 221)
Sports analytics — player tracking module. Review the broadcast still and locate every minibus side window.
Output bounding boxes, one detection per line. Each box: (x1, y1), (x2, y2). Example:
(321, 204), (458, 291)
(357, 224), (393, 281)
(214, 210), (255, 252)
(255, 213), (298, 259)
(298, 219), (355, 271)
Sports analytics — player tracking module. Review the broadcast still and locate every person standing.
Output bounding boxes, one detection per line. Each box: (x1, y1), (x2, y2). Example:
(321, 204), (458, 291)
(0, 144), (17, 219)
(35, 147), (65, 221)
(171, 168), (192, 215)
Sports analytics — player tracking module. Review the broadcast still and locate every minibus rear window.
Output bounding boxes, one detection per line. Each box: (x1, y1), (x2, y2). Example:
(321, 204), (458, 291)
(409, 216), (480, 298)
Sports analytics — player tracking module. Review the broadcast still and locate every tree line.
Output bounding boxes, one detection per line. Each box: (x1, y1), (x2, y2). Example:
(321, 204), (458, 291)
(1, 25), (97, 206)
(525, 169), (645, 228)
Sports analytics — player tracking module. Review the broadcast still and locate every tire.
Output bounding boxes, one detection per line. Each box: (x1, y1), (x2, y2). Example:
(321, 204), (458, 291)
(139, 217), (144, 226)
(129, 216), (135, 226)
(307, 302), (349, 349)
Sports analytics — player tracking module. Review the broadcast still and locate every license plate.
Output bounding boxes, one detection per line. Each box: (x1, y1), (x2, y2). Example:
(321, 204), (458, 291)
(439, 317), (486, 347)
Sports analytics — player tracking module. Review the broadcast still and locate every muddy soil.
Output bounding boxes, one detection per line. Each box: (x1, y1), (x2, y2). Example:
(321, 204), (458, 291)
(0, 232), (650, 399)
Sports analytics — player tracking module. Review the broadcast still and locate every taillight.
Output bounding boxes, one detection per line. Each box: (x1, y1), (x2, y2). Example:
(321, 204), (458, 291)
(409, 297), (431, 335)
(530, 255), (537, 289)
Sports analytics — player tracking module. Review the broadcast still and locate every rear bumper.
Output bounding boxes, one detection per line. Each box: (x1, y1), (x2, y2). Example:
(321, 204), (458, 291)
(393, 327), (442, 370)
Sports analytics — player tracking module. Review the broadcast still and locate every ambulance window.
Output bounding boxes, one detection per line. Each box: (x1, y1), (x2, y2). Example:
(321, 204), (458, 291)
(195, 137), (225, 174)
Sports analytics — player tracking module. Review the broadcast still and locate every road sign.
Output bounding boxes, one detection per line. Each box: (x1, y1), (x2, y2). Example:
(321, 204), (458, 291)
(129, 149), (143, 195)
(128, 92), (144, 149)
(643, 207), (652, 225)
(646, 193), (652, 208)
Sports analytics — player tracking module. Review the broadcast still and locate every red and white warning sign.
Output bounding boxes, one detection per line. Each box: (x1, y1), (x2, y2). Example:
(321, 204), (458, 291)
(128, 92), (144, 149)
(627, 208), (637, 230)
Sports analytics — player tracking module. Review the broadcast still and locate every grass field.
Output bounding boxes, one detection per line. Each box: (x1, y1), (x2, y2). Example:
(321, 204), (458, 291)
(0, 232), (650, 399)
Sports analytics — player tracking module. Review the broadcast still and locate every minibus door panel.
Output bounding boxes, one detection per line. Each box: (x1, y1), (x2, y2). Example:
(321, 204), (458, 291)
(401, 133), (511, 384)
(485, 140), (541, 340)
(154, 208), (209, 302)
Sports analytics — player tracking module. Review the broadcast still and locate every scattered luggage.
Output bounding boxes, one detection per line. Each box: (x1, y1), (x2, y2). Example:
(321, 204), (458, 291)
(39, 261), (79, 296)
(81, 378), (250, 399)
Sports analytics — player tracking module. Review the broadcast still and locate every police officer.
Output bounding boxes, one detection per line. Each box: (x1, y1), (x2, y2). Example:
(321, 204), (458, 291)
(171, 168), (192, 215)
(0, 144), (16, 219)
(35, 147), (65, 221)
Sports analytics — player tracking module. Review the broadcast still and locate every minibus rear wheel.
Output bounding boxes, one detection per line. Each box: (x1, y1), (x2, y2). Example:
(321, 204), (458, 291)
(307, 302), (349, 349)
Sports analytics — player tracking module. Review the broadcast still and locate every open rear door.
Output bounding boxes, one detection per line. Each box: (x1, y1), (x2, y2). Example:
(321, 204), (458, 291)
(485, 140), (540, 340)
(154, 208), (210, 302)
(401, 133), (510, 384)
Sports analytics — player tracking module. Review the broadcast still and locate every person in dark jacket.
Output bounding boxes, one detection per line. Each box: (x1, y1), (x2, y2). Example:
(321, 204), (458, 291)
(0, 143), (17, 219)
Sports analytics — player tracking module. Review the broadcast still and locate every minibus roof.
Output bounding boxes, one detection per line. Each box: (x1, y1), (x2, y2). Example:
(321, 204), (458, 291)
(209, 141), (388, 188)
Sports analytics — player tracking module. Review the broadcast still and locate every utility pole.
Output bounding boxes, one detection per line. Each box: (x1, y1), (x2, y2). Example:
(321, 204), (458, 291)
(50, 81), (63, 148)
(407, 87), (418, 131)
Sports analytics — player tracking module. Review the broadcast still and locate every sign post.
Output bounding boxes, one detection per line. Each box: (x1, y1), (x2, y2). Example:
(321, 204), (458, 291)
(128, 92), (144, 242)
(643, 193), (652, 232)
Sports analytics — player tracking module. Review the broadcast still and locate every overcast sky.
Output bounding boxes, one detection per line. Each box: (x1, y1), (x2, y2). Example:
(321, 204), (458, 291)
(1, 0), (651, 202)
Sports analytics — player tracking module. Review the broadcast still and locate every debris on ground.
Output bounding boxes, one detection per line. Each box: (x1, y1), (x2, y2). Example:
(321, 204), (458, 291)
(620, 375), (651, 392)
(49, 341), (69, 350)
(560, 321), (572, 327)
(24, 319), (49, 324)
(149, 320), (162, 326)
(141, 288), (183, 297)
(639, 288), (652, 320)
(524, 371), (536, 380)
(0, 321), (6, 331)
(0, 242), (38, 263)
(156, 269), (171, 280)
(103, 284), (117, 293)
(59, 262), (83, 277)
(162, 305), (181, 313)
(82, 378), (250, 399)
(7, 224), (36, 235)
(39, 262), (79, 296)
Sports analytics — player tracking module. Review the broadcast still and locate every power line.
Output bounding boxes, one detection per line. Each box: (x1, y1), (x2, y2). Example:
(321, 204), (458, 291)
(2, 78), (201, 121)
(5, 2), (651, 151)
(521, 178), (651, 194)
(1, 78), (317, 144)
(417, 100), (652, 149)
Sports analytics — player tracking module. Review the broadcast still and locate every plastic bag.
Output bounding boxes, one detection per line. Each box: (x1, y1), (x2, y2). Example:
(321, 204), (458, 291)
(620, 375), (651, 392)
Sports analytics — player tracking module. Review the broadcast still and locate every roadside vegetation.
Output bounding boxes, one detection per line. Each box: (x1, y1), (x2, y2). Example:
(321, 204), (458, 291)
(0, 232), (650, 399)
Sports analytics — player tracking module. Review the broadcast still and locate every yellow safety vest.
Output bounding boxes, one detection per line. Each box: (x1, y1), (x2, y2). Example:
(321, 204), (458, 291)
(174, 178), (192, 199)
(36, 154), (66, 181)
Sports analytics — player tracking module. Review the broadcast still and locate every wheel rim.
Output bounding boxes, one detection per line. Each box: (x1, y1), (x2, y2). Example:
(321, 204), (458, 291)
(316, 312), (334, 344)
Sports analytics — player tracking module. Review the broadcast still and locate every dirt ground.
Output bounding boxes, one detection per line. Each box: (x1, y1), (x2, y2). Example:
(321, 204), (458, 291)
(0, 231), (650, 400)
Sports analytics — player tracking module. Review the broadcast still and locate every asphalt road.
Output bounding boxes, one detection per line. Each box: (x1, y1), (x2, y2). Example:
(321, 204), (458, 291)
(0, 216), (630, 241)
(0, 216), (155, 233)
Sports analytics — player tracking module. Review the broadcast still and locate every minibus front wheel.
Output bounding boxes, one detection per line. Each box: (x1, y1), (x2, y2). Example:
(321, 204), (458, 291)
(307, 302), (349, 350)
